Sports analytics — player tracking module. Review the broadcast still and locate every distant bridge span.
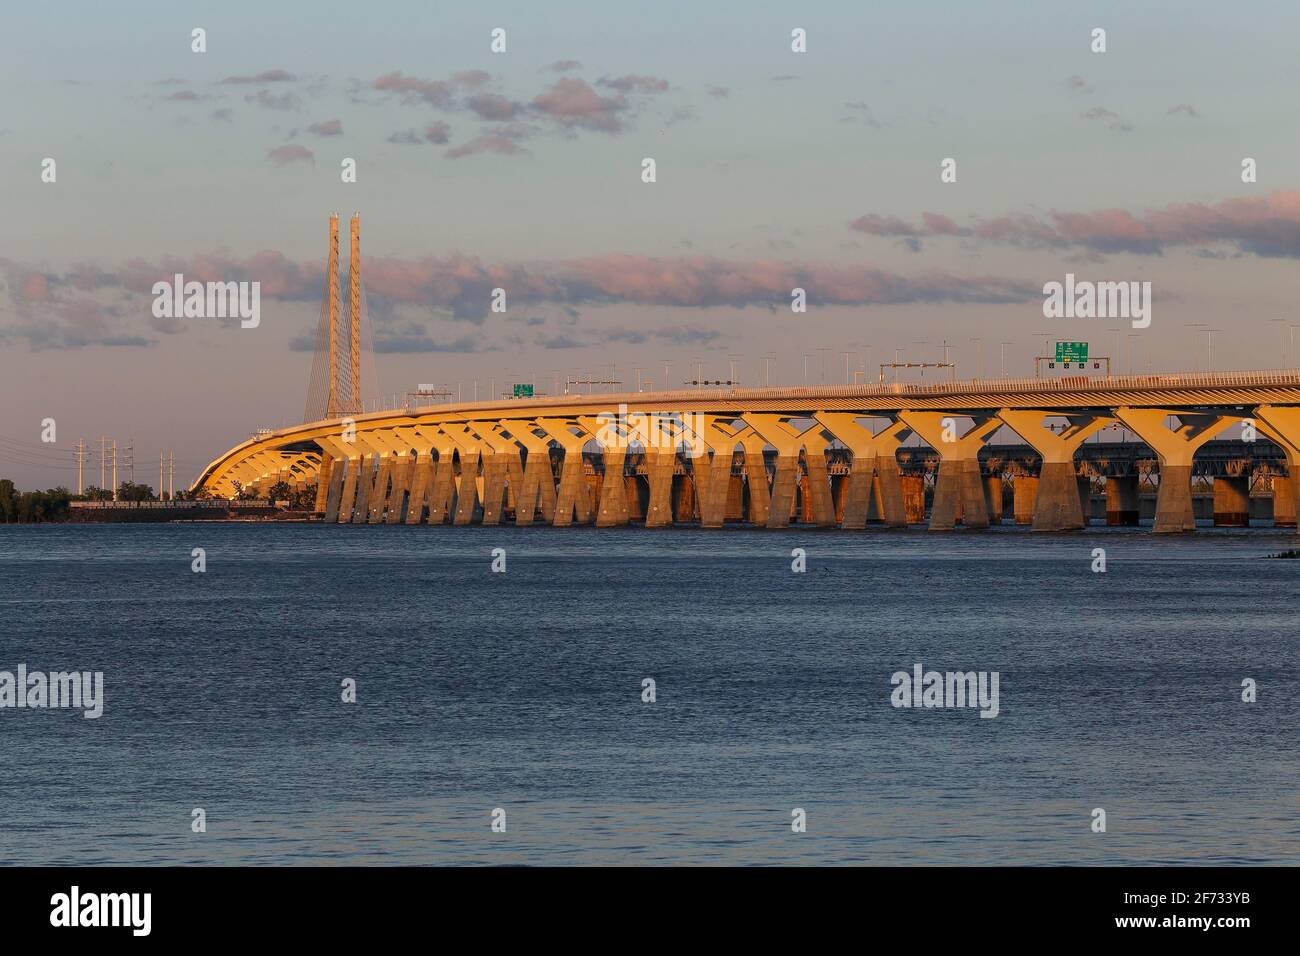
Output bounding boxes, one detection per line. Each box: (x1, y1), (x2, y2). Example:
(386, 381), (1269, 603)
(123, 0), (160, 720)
(191, 369), (1300, 533)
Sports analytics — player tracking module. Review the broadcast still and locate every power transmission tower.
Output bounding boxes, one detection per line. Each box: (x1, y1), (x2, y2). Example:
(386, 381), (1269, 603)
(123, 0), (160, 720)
(168, 452), (174, 500)
(124, 438), (135, 484)
(159, 453), (165, 501)
(111, 440), (118, 500)
(99, 437), (107, 491)
(74, 439), (88, 495)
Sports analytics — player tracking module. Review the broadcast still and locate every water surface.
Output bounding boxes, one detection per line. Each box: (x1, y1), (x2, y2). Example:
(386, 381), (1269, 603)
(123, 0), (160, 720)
(1, 523), (1296, 865)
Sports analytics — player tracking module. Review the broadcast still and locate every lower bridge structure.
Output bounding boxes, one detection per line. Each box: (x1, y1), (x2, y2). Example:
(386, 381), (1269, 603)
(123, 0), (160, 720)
(191, 370), (1300, 533)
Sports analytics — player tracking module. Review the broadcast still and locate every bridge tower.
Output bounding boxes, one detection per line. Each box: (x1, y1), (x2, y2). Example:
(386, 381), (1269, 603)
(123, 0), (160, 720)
(325, 213), (341, 418)
(349, 213), (362, 413)
(306, 213), (371, 422)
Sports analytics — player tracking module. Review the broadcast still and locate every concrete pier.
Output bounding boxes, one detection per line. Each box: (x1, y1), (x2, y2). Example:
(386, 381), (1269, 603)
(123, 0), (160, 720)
(1013, 474), (1037, 525)
(1213, 475), (1251, 526)
(1105, 476), (1140, 526)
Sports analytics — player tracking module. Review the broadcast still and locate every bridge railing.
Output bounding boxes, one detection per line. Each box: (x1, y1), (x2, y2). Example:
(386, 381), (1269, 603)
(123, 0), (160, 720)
(352, 368), (1300, 418)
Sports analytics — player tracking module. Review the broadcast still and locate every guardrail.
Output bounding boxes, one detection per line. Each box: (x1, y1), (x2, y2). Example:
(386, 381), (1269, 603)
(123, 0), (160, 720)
(71, 499), (270, 509)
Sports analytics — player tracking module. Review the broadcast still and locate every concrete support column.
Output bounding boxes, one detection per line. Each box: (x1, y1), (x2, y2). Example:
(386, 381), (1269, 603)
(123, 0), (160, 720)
(740, 435), (770, 525)
(1274, 473), (1297, 527)
(337, 458), (360, 523)
(507, 423), (556, 527)
(427, 455), (455, 524)
(518, 449), (557, 525)
(996, 409), (1113, 532)
(1078, 477), (1094, 525)
(874, 452), (907, 527)
(898, 411), (1002, 531)
(323, 459), (346, 522)
(802, 446), (836, 527)
(313, 456), (335, 512)
(742, 414), (831, 529)
(1115, 408), (1238, 533)
(476, 452), (505, 526)
(1154, 464), (1195, 531)
(901, 474), (925, 524)
(1013, 474), (1037, 525)
(984, 474), (1004, 525)
(1213, 475), (1251, 527)
(840, 466), (872, 529)
(478, 425), (525, 526)
(404, 454), (434, 524)
(367, 456), (393, 523)
(1105, 475), (1140, 526)
(643, 449), (676, 527)
(697, 452), (733, 528)
(673, 472), (695, 522)
(595, 448), (630, 526)
(1031, 460), (1085, 531)
(351, 454), (376, 523)
(452, 441), (482, 526)
(1251, 407), (1300, 527)
(766, 456), (800, 528)
(814, 413), (910, 529)
(539, 419), (593, 527)
(384, 456), (412, 524)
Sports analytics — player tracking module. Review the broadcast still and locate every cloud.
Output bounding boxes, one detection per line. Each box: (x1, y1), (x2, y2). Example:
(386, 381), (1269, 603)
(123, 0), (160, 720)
(1065, 74), (1093, 94)
(537, 332), (584, 349)
(1080, 106), (1133, 133)
(211, 108), (234, 122)
(465, 92), (522, 120)
(220, 69), (298, 85)
(1168, 103), (1200, 117)
(372, 70), (458, 107)
(2, 250), (1040, 351)
(849, 190), (1300, 258)
(530, 77), (628, 132)
(389, 122), (453, 145)
(164, 90), (207, 102)
(245, 89), (302, 111)
(548, 60), (581, 73)
(597, 74), (669, 94)
(307, 119), (343, 136)
(707, 85), (729, 98)
(368, 70), (668, 140)
(445, 134), (529, 159)
(372, 332), (481, 353)
(843, 101), (884, 128)
(267, 144), (315, 166)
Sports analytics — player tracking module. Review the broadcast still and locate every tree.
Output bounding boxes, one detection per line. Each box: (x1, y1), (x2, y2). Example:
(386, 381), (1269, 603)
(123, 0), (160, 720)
(0, 479), (15, 522)
(116, 481), (155, 502)
(267, 480), (293, 503)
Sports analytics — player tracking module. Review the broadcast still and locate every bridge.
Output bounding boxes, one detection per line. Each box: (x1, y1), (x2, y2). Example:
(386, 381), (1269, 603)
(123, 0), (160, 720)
(190, 218), (1300, 533)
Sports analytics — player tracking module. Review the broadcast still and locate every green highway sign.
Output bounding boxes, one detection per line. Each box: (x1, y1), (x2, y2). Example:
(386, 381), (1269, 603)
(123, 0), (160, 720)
(1055, 341), (1089, 362)
(512, 383), (534, 398)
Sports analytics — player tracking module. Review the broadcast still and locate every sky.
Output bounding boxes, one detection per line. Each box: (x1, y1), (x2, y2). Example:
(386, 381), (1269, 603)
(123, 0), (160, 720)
(4, 0), (1300, 489)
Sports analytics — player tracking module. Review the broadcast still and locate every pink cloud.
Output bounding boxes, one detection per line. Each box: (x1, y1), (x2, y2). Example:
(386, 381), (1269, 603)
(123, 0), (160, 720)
(266, 144), (314, 166)
(849, 190), (1300, 257)
(530, 77), (627, 132)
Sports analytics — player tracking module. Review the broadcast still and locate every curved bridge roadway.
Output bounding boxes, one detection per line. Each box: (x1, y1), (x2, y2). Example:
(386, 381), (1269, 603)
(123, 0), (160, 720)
(191, 369), (1300, 533)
